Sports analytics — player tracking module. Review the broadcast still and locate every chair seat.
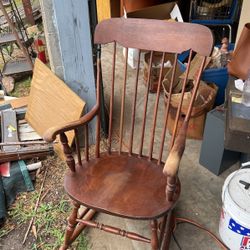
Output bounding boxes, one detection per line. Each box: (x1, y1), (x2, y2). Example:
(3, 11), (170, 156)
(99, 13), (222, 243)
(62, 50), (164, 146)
(64, 152), (180, 219)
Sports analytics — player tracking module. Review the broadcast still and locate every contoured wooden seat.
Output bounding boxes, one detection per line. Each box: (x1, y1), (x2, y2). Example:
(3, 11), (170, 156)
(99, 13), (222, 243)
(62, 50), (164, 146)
(64, 152), (180, 219)
(44, 18), (213, 250)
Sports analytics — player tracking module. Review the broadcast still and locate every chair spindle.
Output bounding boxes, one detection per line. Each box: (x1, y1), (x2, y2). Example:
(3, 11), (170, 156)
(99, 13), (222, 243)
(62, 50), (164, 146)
(158, 54), (178, 165)
(151, 220), (159, 250)
(95, 58), (101, 158)
(184, 56), (207, 122)
(108, 42), (116, 154)
(139, 50), (154, 157)
(84, 124), (89, 162)
(129, 50), (141, 156)
(119, 47), (128, 154)
(74, 128), (82, 165)
(60, 132), (75, 172)
(170, 50), (193, 149)
(149, 52), (166, 161)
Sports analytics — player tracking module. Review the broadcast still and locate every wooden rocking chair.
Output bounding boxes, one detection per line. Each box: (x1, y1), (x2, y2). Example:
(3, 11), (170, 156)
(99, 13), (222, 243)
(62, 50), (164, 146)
(43, 18), (213, 249)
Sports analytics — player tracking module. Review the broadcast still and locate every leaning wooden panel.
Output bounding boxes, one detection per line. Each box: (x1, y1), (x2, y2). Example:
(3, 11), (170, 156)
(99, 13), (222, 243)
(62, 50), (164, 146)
(25, 59), (85, 158)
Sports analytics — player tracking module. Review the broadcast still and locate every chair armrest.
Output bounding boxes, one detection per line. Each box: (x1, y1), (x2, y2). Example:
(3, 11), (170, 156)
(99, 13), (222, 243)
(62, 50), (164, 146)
(163, 122), (188, 178)
(43, 104), (99, 143)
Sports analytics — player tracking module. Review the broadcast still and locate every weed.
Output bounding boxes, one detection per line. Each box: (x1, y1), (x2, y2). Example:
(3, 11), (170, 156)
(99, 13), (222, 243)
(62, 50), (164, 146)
(11, 76), (32, 97)
(1, 190), (89, 249)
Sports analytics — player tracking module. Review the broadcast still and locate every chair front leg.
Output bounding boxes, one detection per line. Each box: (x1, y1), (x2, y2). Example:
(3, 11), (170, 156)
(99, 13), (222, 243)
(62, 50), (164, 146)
(60, 201), (80, 250)
(151, 219), (159, 250)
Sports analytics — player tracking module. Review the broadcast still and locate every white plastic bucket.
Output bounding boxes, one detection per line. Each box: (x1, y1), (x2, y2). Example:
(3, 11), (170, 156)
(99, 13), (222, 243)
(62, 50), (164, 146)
(219, 169), (250, 250)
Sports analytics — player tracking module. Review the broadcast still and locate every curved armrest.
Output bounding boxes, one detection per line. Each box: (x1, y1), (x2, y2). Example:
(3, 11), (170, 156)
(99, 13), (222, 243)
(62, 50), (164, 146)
(163, 122), (188, 178)
(43, 104), (99, 143)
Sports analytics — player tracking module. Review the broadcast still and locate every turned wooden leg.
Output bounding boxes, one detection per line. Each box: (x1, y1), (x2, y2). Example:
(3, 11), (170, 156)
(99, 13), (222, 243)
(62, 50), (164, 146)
(159, 215), (168, 245)
(151, 219), (159, 250)
(60, 201), (80, 250)
(161, 210), (175, 250)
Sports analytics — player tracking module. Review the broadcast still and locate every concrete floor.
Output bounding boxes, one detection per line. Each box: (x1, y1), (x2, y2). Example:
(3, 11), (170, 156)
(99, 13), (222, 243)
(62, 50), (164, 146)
(85, 44), (238, 250)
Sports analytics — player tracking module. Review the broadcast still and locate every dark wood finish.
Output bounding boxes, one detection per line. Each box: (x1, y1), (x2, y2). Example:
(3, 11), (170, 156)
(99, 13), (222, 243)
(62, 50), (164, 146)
(60, 201), (80, 250)
(68, 209), (96, 245)
(149, 52), (166, 161)
(139, 50), (153, 157)
(65, 153), (180, 219)
(161, 210), (175, 249)
(84, 125), (89, 162)
(77, 218), (151, 243)
(119, 47), (128, 154)
(151, 219), (159, 250)
(108, 42), (116, 154)
(74, 128), (82, 165)
(158, 54), (178, 165)
(94, 18), (213, 56)
(95, 59), (101, 159)
(170, 50), (193, 149)
(43, 19), (213, 249)
(129, 50), (141, 156)
(60, 133), (75, 172)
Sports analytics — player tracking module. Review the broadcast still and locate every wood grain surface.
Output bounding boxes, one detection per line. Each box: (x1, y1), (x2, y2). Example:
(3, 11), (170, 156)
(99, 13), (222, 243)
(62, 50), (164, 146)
(25, 59), (85, 158)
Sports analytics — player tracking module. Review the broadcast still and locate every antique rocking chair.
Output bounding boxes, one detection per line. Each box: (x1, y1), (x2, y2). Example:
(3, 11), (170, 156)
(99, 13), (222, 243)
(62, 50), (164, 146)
(44, 18), (213, 249)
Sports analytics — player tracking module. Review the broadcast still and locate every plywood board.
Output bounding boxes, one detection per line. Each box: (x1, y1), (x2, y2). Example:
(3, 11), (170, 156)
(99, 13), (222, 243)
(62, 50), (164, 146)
(10, 96), (29, 109)
(97, 0), (120, 22)
(97, 0), (111, 22)
(25, 59), (86, 158)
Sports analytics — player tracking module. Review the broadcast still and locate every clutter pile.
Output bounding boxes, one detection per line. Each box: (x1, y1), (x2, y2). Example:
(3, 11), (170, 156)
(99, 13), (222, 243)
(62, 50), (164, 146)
(0, 94), (53, 226)
(207, 37), (233, 69)
(0, 58), (86, 226)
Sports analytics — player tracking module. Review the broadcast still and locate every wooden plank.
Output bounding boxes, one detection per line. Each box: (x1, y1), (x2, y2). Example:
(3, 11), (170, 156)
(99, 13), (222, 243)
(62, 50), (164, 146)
(18, 122), (36, 133)
(96, 0), (120, 22)
(1, 109), (20, 152)
(96, 0), (111, 22)
(19, 132), (42, 141)
(10, 96), (29, 109)
(25, 59), (85, 158)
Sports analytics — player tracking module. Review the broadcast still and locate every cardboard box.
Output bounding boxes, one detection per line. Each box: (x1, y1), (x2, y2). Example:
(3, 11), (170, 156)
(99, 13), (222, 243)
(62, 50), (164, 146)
(126, 2), (183, 21)
(144, 52), (179, 93)
(124, 2), (183, 69)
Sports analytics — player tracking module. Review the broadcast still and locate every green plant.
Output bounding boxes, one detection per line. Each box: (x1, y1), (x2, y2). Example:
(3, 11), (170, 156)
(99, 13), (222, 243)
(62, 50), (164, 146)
(11, 76), (32, 97)
(2, 192), (89, 249)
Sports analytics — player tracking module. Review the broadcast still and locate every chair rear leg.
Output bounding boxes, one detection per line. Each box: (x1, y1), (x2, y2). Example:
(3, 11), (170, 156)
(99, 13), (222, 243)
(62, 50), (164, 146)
(60, 201), (80, 250)
(160, 210), (175, 250)
(151, 219), (159, 250)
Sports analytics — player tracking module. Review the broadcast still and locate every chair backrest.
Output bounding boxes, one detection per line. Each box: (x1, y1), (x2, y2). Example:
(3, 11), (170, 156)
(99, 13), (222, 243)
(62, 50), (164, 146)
(93, 18), (213, 162)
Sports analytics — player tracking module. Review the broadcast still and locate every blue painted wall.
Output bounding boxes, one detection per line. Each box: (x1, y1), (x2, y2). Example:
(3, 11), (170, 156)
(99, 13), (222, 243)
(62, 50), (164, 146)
(52, 0), (96, 142)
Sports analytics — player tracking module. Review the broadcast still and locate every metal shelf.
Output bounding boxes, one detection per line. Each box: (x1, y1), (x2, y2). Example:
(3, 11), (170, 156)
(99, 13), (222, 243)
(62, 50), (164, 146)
(2, 59), (33, 76)
(0, 32), (23, 45)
